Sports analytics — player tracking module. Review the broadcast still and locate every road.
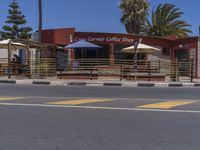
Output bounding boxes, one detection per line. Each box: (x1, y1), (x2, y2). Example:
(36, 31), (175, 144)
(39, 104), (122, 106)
(0, 84), (200, 150)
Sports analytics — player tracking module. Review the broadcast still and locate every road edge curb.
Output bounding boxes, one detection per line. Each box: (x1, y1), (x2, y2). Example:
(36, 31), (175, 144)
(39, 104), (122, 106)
(0, 79), (199, 87)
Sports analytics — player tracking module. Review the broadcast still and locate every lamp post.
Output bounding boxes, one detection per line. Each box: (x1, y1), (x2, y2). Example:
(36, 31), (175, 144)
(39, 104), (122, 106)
(133, 38), (142, 80)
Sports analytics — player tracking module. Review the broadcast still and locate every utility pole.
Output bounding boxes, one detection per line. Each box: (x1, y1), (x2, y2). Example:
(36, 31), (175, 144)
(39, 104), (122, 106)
(38, 0), (42, 42)
(36, 0), (43, 74)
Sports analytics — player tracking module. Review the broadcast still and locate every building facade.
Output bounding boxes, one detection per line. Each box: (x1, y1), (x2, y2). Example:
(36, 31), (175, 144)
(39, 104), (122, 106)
(41, 28), (200, 78)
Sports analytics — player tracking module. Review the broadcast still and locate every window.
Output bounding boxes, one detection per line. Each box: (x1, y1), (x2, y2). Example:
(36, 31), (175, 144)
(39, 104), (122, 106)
(162, 48), (170, 56)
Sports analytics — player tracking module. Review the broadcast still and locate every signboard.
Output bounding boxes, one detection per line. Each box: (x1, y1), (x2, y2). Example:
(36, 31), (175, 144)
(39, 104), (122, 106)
(74, 32), (138, 45)
(56, 50), (68, 71)
(74, 36), (134, 44)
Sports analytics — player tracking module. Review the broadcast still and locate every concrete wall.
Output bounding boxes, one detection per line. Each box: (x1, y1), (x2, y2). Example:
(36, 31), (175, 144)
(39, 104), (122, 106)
(197, 37), (200, 77)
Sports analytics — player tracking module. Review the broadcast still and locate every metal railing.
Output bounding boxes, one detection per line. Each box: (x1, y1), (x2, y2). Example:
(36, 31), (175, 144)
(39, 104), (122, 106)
(170, 59), (194, 82)
(0, 58), (194, 82)
(0, 58), (56, 79)
(58, 59), (193, 82)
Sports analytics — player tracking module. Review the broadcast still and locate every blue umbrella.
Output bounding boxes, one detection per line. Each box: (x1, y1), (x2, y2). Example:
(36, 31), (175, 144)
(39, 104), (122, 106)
(64, 40), (102, 59)
(65, 40), (102, 49)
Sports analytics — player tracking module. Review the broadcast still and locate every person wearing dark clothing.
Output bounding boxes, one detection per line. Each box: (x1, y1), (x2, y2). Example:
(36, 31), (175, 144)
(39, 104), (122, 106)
(12, 54), (22, 74)
(13, 54), (21, 64)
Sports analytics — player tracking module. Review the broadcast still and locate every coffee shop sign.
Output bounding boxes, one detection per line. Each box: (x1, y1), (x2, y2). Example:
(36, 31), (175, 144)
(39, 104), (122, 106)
(74, 37), (134, 43)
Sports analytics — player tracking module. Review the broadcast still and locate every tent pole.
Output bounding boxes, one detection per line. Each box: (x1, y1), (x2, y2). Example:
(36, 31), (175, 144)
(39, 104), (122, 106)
(27, 42), (30, 65)
(8, 40), (11, 78)
(82, 48), (83, 64)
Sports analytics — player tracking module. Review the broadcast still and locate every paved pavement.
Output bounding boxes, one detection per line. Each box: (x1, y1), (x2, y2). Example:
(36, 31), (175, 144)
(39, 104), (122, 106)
(1, 77), (200, 87)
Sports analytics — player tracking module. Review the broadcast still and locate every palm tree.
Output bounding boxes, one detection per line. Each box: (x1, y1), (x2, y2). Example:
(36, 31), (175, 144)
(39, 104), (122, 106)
(144, 3), (192, 37)
(119, 0), (149, 34)
(38, 0), (42, 42)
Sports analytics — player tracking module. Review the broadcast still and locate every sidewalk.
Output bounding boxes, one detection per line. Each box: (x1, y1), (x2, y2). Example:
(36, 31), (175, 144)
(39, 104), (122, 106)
(1, 76), (200, 87)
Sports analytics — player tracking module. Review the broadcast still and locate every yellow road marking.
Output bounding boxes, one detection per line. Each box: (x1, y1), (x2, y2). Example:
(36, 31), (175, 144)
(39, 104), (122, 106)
(48, 99), (112, 105)
(0, 97), (24, 101)
(137, 100), (197, 109)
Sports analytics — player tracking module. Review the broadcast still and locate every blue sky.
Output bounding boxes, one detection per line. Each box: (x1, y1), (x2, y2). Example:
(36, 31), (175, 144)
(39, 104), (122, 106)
(0, 0), (199, 36)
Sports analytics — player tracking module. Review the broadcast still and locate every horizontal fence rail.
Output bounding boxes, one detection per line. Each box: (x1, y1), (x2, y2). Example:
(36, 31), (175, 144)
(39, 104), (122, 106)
(0, 58), (56, 79)
(0, 58), (194, 82)
(57, 59), (194, 82)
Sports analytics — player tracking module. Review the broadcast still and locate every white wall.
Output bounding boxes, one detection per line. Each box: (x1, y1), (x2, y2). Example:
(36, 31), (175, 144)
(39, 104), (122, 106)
(0, 49), (8, 63)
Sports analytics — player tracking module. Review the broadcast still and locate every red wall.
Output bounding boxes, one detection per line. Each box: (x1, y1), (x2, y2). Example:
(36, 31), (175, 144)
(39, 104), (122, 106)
(74, 32), (173, 48)
(41, 29), (173, 48)
(41, 28), (198, 52)
(42, 28), (75, 45)
(173, 37), (198, 49)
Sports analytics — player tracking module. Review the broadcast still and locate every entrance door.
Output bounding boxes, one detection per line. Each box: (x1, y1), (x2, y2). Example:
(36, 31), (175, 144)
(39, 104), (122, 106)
(175, 49), (188, 61)
(175, 49), (189, 76)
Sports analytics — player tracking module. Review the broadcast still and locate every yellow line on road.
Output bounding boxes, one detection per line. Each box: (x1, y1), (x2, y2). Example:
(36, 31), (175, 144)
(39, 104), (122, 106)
(0, 97), (24, 101)
(137, 100), (197, 109)
(48, 98), (112, 105)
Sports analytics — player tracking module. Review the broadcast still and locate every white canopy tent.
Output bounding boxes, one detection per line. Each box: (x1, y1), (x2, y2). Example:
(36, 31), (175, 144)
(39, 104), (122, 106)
(0, 39), (26, 50)
(0, 39), (26, 78)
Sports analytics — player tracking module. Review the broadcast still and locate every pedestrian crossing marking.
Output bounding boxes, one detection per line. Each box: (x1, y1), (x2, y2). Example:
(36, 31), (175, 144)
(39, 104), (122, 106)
(47, 98), (112, 105)
(0, 97), (24, 101)
(137, 100), (197, 109)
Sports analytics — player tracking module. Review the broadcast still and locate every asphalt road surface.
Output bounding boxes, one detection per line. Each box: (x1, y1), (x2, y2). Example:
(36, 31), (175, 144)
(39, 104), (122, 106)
(1, 84), (200, 150)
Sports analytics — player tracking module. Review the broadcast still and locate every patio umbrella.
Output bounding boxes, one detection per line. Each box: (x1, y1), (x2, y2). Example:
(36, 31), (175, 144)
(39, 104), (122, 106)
(121, 43), (161, 80)
(121, 43), (161, 53)
(65, 40), (102, 49)
(64, 40), (102, 59)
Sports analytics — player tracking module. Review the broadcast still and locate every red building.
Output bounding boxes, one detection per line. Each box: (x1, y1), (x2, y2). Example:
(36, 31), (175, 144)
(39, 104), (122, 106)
(41, 28), (200, 78)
